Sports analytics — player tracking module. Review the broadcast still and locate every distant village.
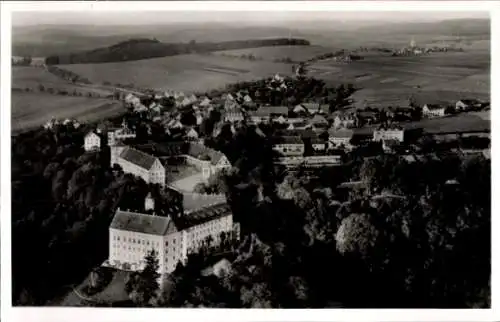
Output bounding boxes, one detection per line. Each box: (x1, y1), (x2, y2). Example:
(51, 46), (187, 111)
(40, 70), (489, 284)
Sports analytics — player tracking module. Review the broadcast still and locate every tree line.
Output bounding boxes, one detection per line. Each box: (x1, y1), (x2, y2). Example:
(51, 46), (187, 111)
(45, 38), (311, 65)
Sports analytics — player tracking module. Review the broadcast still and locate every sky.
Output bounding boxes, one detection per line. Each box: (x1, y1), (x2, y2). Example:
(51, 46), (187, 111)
(12, 11), (489, 27)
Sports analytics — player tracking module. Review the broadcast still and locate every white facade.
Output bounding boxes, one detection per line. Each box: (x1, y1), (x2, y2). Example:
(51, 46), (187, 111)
(84, 132), (101, 152)
(373, 129), (404, 142)
(108, 208), (234, 274)
(115, 151), (165, 186)
(108, 128), (136, 146)
(423, 105), (446, 118)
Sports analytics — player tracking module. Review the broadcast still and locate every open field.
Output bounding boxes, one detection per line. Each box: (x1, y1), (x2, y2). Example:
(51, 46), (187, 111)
(59, 53), (295, 93)
(12, 66), (114, 97)
(214, 45), (335, 62)
(12, 92), (124, 133)
(355, 113), (490, 136)
(309, 46), (489, 108)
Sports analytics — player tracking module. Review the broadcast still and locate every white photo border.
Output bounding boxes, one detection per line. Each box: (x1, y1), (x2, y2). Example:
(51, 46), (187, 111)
(1, 1), (498, 322)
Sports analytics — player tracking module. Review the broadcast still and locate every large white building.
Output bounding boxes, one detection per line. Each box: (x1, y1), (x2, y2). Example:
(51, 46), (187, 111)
(108, 127), (136, 146)
(373, 126), (405, 142)
(112, 146), (165, 186)
(84, 131), (102, 152)
(107, 203), (235, 274)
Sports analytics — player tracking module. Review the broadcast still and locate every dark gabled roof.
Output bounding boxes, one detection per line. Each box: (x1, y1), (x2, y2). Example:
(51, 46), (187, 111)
(110, 210), (176, 235)
(119, 147), (158, 170)
(273, 136), (303, 145)
(424, 104), (444, 110)
(177, 203), (232, 230)
(187, 142), (227, 165)
(311, 114), (329, 124)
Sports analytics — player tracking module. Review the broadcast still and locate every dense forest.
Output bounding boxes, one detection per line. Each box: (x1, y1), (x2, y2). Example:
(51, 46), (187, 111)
(45, 38), (311, 65)
(11, 123), (152, 305)
(156, 126), (491, 308)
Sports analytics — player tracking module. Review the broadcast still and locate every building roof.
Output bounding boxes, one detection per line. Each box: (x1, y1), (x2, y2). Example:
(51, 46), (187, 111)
(301, 103), (320, 111)
(187, 142), (227, 165)
(311, 114), (329, 125)
(110, 210), (175, 235)
(252, 106), (289, 117)
(424, 104), (444, 110)
(119, 147), (158, 170)
(178, 203), (232, 230)
(328, 128), (354, 138)
(458, 99), (481, 105)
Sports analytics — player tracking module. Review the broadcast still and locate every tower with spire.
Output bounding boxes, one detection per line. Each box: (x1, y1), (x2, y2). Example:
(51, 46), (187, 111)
(410, 37), (416, 48)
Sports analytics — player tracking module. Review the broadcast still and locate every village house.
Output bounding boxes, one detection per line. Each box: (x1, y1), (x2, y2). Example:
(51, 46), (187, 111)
(199, 97), (212, 108)
(311, 137), (328, 152)
(125, 93), (141, 107)
(309, 114), (329, 131)
(84, 131), (102, 152)
(272, 136), (305, 156)
(328, 128), (354, 148)
(248, 106), (289, 123)
(301, 103), (323, 115)
(422, 104), (446, 118)
(108, 126), (136, 146)
(224, 98), (240, 111)
(455, 99), (483, 112)
(333, 113), (357, 129)
(223, 106), (245, 123)
(373, 125), (405, 143)
(107, 202), (235, 275)
(293, 104), (308, 115)
(185, 128), (199, 141)
(145, 192), (155, 212)
(113, 147), (165, 186)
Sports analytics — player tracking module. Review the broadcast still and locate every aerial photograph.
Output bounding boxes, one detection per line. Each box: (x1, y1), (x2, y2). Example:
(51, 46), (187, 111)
(10, 9), (490, 309)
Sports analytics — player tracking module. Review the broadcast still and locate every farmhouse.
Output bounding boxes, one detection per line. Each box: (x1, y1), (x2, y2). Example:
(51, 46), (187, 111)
(272, 136), (304, 156)
(84, 131), (102, 152)
(455, 99), (483, 112)
(333, 114), (357, 129)
(223, 107), (245, 123)
(107, 202), (235, 274)
(373, 125), (404, 142)
(422, 104), (446, 118)
(114, 147), (166, 186)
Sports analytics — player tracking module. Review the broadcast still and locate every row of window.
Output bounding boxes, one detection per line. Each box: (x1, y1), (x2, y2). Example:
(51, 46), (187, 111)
(113, 235), (160, 247)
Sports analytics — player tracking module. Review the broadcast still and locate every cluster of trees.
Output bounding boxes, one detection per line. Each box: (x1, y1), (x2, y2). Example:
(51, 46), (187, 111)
(149, 123), (490, 308)
(12, 56), (33, 66)
(46, 65), (92, 84)
(11, 124), (150, 305)
(31, 84), (113, 99)
(45, 38), (311, 65)
(222, 76), (356, 111)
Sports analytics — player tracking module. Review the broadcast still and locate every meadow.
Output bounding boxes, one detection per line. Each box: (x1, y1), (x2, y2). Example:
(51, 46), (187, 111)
(12, 92), (123, 133)
(308, 41), (490, 108)
(12, 66), (115, 97)
(214, 45), (335, 62)
(59, 54), (296, 93)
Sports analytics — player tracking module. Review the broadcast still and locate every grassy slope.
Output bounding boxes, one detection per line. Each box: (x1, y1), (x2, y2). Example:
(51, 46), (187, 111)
(59, 54), (296, 92)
